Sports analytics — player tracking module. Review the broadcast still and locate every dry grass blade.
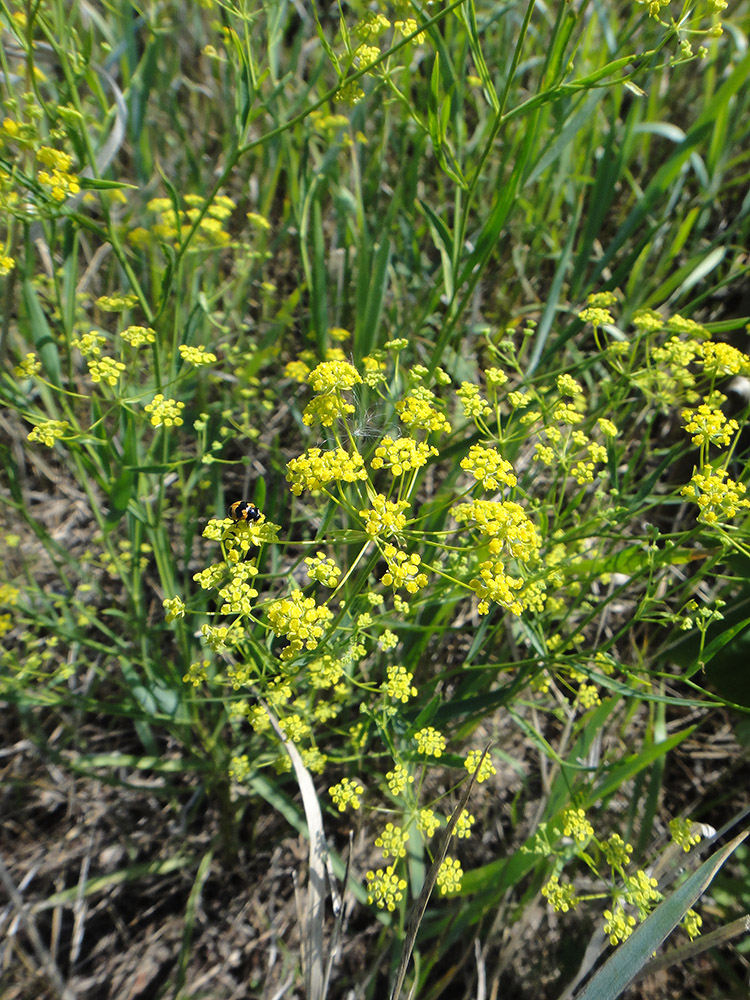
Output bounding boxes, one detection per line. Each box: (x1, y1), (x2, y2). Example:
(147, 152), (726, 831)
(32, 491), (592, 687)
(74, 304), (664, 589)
(323, 832), (353, 995)
(0, 850), (75, 1000)
(389, 743), (492, 1000)
(262, 700), (329, 1000)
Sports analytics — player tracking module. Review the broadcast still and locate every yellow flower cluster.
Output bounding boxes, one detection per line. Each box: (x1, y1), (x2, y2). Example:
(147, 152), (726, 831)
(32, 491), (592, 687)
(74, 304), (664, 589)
(284, 359), (310, 383)
(485, 367), (508, 389)
(472, 560), (524, 615)
(454, 809), (475, 839)
(356, 43), (380, 67)
(602, 833), (633, 868)
(385, 763), (414, 795)
(179, 344), (217, 366)
(508, 390), (533, 409)
(200, 622), (245, 652)
(417, 808), (441, 837)
(365, 865), (407, 911)
(145, 194), (235, 248)
(542, 875), (580, 913)
(357, 11), (390, 37)
(668, 314), (709, 338)
(436, 857), (463, 894)
(452, 499), (539, 560)
(578, 306), (613, 328)
(218, 563), (259, 614)
(700, 341), (750, 377)
(603, 904), (637, 945)
(681, 465), (750, 524)
(370, 436), (437, 476)
(286, 446), (367, 495)
(587, 291), (618, 308)
(182, 659), (209, 687)
(556, 373), (583, 396)
(683, 909), (703, 941)
(382, 664), (417, 703)
(572, 460), (595, 485)
(375, 822), (409, 859)
(395, 387), (451, 433)
(360, 495), (410, 537)
(302, 394), (355, 427)
(682, 403), (738, 448)
(334, 80), (365, 104)
(144, 394), (185, 427)
(266, 589), (334, 657)
(414, 726), (446, 757)
(305, 551), (341, 588)
(456, 381), (491, 418)
(464, 749), (497, 782)
(163, 596), (186, 623)
(229, 754), (251, 782)
(553, 401), (585, 425)
(88, 356), (126, 386)
(97, 293), (139, 312)
(14, 354), (41, 378)
(624, 869), (662, 917)
(576, 682), (601, 708)
(121, 325), (156, 347)
(309, 654), (344, 689)
(669, 816), (702, 852)
(329, 776), (364, 812)
(361, 353), (387, 386)
(37, 145), (80, 202)
(73, 331), (106, 357)
(394, 17), (424, 43)
(460, 445), (517, 491)
(561, 807), (594, 844)
(381, 545), (427, 593)
(279, 714), (311, 743)
(307, 360), (362, 393)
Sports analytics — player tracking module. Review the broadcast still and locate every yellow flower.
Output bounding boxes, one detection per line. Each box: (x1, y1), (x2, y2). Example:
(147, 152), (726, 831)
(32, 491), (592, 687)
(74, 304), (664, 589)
(395, 387), (450, 433)
(682, 403), (738, 448)
(414, 726), (446, 757)
(382, 664), (417, 703)
(144, 394), (185, 427)
(360, 495), (410, 537)
(27, 419), (72, 448)
(179, 344), (217, 366)
(88, 356), (126, 386)
(371, 435), (437, 476)
(287, 446), (367, 495)
(267, 590), (334, 657)
(375, 823), (409, 859)
(365, 865), (407, 911)
(460, 445), (517, 491)
(681, 465), (750, 524)
(307, 360), (362, 393)
(329, 777), (364, 812)
(436, 856), (463, 894)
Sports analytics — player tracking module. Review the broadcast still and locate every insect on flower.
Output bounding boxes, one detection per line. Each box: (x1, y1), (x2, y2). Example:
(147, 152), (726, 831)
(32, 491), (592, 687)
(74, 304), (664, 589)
(228, 500), (262, 523)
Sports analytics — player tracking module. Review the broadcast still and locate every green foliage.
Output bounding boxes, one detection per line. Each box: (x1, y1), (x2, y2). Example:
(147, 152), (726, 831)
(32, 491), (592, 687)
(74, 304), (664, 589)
(2, 0), (750, 995)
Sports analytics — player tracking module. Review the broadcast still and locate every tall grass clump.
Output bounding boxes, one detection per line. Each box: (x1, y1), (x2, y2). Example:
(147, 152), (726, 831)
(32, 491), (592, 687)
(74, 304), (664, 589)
(2, 0), (750, 996)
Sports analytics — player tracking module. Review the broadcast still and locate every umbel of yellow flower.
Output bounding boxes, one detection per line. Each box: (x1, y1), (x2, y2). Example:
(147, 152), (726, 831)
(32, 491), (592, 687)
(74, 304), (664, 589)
(360, 495), (410, 537)
(267, 590), (333, 659)
(307, 360), (361, 393)
(286, 447), (367, 495)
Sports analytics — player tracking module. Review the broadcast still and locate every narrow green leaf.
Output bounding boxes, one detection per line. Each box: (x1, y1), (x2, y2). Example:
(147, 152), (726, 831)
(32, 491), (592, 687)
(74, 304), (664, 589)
(419, 198), (454, 301)
(22, 279), (62, 387)
(78, 177), (138, 191)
